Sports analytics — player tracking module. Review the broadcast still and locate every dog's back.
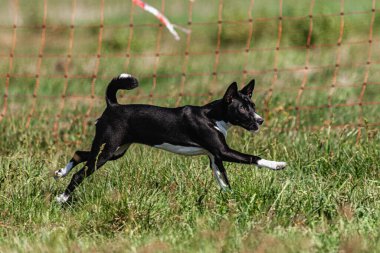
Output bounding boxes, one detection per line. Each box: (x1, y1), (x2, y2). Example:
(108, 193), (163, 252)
(98, 103), (203, 147)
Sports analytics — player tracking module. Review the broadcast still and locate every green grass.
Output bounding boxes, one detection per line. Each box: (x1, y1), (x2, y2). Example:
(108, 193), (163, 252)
(0, 0), (380, 252)
(0, 120), (379, 252)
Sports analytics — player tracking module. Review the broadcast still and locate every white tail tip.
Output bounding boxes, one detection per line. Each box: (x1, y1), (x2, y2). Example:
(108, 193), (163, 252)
(119, 73), (132, 79)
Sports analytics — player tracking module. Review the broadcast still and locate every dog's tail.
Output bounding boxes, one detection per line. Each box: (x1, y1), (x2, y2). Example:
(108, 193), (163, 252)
(106, 73), (139, 107)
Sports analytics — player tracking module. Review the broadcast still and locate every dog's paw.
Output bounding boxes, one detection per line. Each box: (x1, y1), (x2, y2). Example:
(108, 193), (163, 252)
(54, 168), (66, 180)
(257, 159), (287, 170)
(56, 193), (70, 204)
(275, 161), (287, 170)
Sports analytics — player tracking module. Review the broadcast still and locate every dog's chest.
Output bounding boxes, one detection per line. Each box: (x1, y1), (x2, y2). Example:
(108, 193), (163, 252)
(214, 120), (230, 137)
(154, 143), (206, 156)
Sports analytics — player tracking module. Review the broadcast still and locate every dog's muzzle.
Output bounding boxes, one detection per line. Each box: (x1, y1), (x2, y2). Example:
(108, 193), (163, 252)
(248, 123), (259, 132)
(249, 116), (263, 133)
(254, 113), (264, 126)
(256, 117), (264, 125)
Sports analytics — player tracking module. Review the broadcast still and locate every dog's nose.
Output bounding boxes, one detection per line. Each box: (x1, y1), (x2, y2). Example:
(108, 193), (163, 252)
(256, 118), (264, 125)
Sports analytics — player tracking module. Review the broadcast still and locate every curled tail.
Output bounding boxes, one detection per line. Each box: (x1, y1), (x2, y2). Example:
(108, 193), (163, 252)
(106, 73), (139, 106)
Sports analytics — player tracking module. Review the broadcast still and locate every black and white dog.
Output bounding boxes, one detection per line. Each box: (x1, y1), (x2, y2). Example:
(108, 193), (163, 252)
(55, 74), (286, 203)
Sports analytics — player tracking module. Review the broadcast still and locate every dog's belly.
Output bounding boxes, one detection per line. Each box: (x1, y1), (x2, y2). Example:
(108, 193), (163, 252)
(154, 143), (206, 156)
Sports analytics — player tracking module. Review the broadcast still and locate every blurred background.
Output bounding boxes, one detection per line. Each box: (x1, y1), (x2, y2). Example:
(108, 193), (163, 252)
(0, 0), (379, 141)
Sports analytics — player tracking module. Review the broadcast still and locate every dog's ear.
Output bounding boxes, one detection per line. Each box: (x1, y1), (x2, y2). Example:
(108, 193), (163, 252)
(223, 82), (238, 104)
(240, 79), (255, 98)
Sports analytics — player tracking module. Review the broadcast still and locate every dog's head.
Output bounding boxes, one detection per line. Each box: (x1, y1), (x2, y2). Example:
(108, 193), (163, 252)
(222, 80), (264, 132)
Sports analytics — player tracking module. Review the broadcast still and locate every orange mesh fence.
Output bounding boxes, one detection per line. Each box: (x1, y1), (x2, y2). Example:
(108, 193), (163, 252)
(0, 0), (379, 141)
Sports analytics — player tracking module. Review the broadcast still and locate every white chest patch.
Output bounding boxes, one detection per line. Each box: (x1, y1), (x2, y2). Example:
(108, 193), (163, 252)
(154, 143), (206, 156)
(214, 120), (230, 137)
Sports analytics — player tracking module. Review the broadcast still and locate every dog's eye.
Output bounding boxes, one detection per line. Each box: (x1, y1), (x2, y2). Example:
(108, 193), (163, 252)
(238, 105), (245, 113)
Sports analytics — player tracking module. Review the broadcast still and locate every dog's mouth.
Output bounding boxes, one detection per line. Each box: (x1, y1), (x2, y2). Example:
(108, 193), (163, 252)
(248, 123), (259, 133)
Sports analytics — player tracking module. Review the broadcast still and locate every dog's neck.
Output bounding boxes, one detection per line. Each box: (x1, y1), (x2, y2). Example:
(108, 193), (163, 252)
(205, 100), (231, 137)
(205, 99), (229, 123)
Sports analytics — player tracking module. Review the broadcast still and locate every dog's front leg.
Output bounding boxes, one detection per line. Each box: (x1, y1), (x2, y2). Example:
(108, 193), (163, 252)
(204, 132), (286, 170)
(219, 147), (287, 170)
(208, 154), (231, 190)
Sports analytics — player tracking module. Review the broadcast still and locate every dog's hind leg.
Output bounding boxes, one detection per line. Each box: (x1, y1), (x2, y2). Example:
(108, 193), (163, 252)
(208, 154), (231, 191)
(54, 151), (91, 180)
(109, 143), (131, 161)
(54, 143), (130, 181)
(56, 143), (118, 204)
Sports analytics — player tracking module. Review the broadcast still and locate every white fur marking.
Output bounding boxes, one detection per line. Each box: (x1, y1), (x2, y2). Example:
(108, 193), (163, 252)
(209, 155), (229, 190)
(119, 73), (131, 78)
(54, 161), (74, 179)
(56, 193), (70, 204)
(214, 120), (230, 137)
(254, 113), (263, 121)
(250, 114), (262, 133)
(257, 159), (287, 170)
(154, 143), (205, 156)
(214, 169), (228, 189)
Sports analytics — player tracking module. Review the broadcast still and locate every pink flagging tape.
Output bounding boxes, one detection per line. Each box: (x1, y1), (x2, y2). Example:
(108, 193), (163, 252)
(132, 0), (190, 40)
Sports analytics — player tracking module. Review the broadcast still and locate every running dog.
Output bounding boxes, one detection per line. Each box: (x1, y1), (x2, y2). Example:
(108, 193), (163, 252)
(55, 74), (286, 203)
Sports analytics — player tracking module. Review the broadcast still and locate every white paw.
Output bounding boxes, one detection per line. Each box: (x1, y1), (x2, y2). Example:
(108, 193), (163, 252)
(56, 193), (70, 204)
(54, 161), (74, 180)
(275, 161), (287, 170)
(258, 159), (287, 170)
(54, 168), (66, 180)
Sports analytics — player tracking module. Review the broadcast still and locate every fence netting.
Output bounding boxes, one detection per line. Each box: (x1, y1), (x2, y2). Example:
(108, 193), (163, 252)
(0, 0), (379, 141)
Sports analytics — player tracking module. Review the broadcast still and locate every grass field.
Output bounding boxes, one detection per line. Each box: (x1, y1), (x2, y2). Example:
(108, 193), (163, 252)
(0, 0), (380, 252)
(0, 122), (379, 252)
